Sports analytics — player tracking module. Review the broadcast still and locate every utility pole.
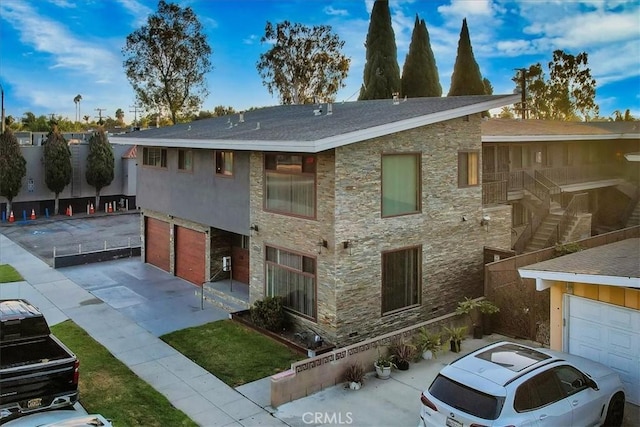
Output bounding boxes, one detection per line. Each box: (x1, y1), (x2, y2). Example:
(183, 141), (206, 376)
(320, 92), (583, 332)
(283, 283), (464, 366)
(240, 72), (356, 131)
(0, 83), (5, 134)
(95, 108), (106, 125)
(515, 68), (528, 120)
(129, 104), (142, 129)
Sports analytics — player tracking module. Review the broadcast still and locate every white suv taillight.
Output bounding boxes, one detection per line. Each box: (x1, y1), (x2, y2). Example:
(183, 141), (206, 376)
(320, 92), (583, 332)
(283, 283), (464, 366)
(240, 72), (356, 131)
(420, 393), (438, 411)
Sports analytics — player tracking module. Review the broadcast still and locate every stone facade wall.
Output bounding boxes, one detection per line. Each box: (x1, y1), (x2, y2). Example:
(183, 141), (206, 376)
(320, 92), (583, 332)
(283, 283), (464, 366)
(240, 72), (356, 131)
(248, 114), (512, 347)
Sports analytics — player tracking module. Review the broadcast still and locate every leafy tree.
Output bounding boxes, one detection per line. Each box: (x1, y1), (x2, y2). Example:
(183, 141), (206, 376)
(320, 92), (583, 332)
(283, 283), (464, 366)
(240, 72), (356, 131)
(85, 128), (114, 208)
(83, 115), (90, 125)
(21, 112), (51, 132)
(498, 106), (515, 119)
(43, 127), (72, 215)
(448, 18), (485, 96)
(611, 109), (636, 121)
(122, 0), (212, 125)
(359, 0), (401, 100)
(483, 77), (493, 95)
(115, 108), (125, 124)
(512, 50), (598, 121)
(213, 105), (236, 116)
(401, 15), (441, 98)
(256, 21), (350, 104)
(0, 129), (27, 216)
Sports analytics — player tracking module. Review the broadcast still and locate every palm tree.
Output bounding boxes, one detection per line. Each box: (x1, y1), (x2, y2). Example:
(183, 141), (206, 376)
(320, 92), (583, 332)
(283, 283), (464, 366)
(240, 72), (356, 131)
(73, 94), (82, 122)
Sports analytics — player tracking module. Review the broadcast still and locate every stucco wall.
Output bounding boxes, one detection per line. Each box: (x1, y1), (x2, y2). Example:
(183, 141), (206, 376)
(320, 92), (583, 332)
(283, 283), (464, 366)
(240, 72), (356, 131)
(136, 148), (250, 235)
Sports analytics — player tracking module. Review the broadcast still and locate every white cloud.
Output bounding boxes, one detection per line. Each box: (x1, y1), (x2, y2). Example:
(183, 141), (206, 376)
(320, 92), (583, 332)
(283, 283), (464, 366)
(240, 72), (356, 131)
(243, 34), (259, 45)
(47, 0), (76, 8)
(437, 0), (495, 19)
(115, 0), (153, 28)
(324, 6), (349, 16)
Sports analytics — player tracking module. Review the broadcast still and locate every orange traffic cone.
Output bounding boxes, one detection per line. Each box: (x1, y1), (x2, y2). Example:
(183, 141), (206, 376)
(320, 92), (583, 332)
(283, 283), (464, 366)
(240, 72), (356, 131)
(30, 209), (36, 220)
(108, 202), (113, 213)
(68, 205), (73, 216)
(90, 203), (95, 214)
(9, 210), (14, 223)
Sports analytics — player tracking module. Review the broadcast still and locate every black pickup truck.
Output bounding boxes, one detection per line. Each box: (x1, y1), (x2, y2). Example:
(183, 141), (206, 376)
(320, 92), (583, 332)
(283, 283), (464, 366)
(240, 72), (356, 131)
(0, 300), (79, 424)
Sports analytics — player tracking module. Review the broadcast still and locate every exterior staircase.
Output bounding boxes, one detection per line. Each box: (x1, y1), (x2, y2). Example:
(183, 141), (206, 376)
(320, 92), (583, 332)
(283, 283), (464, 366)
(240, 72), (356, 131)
(627, 200), (640, 227)
(525, 213), (562, 252)
(202, 279), (250, 313)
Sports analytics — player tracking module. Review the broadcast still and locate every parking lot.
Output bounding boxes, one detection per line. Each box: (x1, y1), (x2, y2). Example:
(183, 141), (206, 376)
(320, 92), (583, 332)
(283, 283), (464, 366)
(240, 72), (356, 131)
(0, 212), (140, 265)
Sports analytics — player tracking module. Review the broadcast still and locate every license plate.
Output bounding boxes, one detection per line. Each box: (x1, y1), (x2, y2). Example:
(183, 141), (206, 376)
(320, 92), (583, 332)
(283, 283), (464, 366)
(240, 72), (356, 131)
(446, 417), (463, 427)
(27, 398), (42, 409)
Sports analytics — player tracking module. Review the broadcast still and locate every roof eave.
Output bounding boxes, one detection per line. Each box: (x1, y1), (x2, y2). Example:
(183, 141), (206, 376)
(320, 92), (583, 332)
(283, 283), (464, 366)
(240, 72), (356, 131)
(483, 133), (640, 143)
(518, 268), (640, 291)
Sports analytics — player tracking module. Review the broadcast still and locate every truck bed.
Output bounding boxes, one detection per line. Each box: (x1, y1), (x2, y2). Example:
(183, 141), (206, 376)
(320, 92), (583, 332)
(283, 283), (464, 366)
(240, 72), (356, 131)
(0, 337), (72, 370)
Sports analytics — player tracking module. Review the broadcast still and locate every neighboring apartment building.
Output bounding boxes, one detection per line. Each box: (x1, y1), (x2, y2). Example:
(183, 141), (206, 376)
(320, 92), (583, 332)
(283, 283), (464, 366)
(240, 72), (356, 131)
(480, 120), (640, 253)
(112, 95), (519, 346)
(0, 132), (137, 216)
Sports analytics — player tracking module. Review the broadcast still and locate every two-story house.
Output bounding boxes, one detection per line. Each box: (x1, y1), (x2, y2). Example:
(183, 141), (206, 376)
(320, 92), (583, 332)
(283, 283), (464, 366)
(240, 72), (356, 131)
(113, 95), (519, 346)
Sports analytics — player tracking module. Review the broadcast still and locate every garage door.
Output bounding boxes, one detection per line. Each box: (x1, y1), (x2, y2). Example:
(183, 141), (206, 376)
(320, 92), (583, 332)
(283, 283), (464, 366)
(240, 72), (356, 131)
(567, 295), (640, 405)
(175, 226), (205, 286)
(145, 217), (170, 272)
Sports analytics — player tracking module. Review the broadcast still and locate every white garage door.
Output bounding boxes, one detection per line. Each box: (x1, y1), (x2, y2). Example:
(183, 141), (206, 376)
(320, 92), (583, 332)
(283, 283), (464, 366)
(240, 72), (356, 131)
(566, 295), (640, 405)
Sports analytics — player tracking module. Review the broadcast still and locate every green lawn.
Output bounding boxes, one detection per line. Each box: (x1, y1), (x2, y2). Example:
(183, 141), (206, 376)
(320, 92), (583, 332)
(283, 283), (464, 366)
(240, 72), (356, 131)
(51, 321), (197, 427)
(161, 320), (305, 387)
(0, 264), (23, 283)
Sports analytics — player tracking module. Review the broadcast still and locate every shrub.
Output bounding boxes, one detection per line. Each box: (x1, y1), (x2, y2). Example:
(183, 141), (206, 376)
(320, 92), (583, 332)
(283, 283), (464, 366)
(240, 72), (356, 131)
(342, 363), (365, 384)
(250, 296), (286, 332)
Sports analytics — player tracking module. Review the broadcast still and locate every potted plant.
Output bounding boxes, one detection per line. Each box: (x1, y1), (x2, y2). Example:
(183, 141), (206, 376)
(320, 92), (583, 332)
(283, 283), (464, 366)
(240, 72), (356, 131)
(415, 327), (442, 360)
(455, 297), (484, 339)
(444, 325), (467, 353)
(388, 338), (416, 371)
(479, 299), (500, 335)
(374, 347), (395, 379)
(342, 362), (365, 390)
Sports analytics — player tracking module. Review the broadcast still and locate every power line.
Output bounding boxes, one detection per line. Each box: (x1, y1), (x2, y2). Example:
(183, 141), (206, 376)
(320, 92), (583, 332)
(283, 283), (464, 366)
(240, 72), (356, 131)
(95, 108), (106, 125)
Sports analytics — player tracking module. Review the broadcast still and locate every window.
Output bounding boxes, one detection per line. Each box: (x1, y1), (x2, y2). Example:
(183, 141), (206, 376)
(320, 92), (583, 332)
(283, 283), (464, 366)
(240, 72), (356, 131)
(142, 147), (167, 168)
(265, 154), (315, 218)
(178, 149), (192, 171)
(553, 365), (589, 397)
(216, 151), (233, 176)
(381, 246), (421, 314)
(265, 246), (316, 319)
(514, 370), (564, 412)
(429, 374), (502, 420)
(458, 151), (479, 187)
(382, 154), (420, 217)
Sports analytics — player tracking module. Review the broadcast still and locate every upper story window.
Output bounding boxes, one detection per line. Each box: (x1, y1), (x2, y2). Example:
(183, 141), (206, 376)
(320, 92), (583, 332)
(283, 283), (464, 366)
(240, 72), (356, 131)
(382, 153), (421, 217)
(178, 149), (192, 171)
(264, 153), (316, 218)
(216, 151), (233, 176)
(142, 147), (167, 168)
(458, 150), (479, 187)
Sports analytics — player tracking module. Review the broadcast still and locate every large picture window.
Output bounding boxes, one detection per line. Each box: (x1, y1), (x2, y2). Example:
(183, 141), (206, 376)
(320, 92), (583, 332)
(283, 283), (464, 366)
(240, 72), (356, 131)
(265, 154), (315, 218)
(382, 246), (421, 314)
(265, 246), (316, 319)
(142, 147), (167, 168)
(382, 153), (420, 217)
(458, 150), (479, 187)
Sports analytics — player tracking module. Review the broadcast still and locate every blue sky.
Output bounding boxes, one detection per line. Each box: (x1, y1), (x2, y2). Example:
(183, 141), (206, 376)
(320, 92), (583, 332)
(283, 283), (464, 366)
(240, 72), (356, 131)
(1, 0), (639, 124)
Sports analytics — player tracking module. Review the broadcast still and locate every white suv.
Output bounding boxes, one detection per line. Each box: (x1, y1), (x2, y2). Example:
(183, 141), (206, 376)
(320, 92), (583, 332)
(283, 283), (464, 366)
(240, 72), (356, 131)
(419, 341), (626, 427)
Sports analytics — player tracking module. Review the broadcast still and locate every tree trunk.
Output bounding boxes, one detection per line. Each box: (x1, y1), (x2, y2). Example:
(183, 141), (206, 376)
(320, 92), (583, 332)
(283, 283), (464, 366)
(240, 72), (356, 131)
(95, 189), (101, 210)
(6, 201), (12, 217)
(54, 194), (60, 215)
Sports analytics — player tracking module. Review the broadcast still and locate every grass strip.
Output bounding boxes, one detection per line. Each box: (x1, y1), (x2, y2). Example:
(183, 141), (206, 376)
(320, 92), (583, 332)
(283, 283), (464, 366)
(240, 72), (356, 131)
(162, 320), (304, 387)
(51, 320), (197, 427)
(0, 264), (23, 283)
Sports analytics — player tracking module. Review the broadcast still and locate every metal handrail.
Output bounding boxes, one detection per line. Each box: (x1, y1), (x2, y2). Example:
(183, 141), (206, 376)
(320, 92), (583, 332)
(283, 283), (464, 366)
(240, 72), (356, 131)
(534, 170), (562, 205)
(544, 192), (589, 247)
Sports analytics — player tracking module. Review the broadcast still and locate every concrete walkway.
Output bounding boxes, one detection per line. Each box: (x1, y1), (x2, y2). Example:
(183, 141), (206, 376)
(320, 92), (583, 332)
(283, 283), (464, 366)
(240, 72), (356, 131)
(0, 234), (284, 427)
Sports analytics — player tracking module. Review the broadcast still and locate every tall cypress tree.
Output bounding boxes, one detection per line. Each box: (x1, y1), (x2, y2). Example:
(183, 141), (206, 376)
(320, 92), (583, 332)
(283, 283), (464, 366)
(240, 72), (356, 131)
(43, 126), (72, 215)
(85, 128), (115, 208)
(359, 0), (401, 100)
(448, 18), (485, 96)
(0, 129), (27, 216)
(401, 15), (441, 98)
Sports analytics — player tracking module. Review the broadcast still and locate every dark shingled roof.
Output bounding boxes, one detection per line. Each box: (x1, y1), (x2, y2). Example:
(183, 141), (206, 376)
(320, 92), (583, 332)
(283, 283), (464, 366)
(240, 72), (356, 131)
(520, 238), (640, 280)
(113, 95), (516, 142)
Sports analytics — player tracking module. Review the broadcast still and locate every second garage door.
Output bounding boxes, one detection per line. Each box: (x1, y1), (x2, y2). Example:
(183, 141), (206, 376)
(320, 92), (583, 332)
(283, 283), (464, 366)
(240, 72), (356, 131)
(567, 295), (640, 405)
(175, 226), (206, 285)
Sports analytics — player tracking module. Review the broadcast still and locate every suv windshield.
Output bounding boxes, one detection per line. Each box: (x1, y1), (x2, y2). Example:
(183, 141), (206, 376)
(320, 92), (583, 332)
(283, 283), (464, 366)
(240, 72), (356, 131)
(429, 374), (503, 420)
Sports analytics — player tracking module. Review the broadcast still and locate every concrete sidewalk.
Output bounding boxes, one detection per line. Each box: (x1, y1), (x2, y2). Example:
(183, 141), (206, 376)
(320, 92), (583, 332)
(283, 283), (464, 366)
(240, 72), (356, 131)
(0, 234), (283, 427)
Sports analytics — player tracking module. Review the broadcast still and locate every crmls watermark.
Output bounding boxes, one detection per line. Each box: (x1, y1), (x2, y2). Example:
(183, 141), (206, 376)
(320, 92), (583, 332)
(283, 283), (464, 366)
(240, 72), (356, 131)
(302, 411), (354, 425)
